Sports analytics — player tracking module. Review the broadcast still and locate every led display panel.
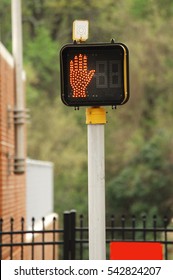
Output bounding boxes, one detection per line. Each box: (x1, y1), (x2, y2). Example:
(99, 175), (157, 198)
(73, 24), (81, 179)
(60, 43), (129, 107)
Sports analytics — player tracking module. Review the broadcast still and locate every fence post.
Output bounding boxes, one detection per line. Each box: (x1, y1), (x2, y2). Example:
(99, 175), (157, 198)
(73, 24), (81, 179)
(70, 210), (76, 260)
(63, 210), (76, 260)
(10, 217), (14, 259)
(0, 218), (3, 260)
(164, 216), (168, 260)
(63, 211), (70, 260)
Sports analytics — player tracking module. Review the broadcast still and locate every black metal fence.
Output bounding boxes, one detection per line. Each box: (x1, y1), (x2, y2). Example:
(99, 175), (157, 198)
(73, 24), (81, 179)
(0, 216), (62, 260)
(1, 210), (173, 260)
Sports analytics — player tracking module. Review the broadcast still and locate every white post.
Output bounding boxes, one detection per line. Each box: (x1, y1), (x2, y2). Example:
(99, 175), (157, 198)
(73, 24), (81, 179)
(12, 0), (25, 173)
(86, 107), (106, 260)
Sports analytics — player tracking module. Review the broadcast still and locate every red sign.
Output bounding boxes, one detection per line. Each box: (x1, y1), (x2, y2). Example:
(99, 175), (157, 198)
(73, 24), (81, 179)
(110, 242), (163, 260)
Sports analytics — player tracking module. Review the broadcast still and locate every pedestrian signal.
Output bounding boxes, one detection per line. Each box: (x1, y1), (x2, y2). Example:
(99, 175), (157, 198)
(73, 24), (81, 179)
(60, 43), (129, 107)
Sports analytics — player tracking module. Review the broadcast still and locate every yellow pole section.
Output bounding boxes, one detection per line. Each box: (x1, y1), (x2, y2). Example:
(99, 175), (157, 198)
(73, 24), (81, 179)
(86, 106), (107, 259)
(86, 107), (107, 125)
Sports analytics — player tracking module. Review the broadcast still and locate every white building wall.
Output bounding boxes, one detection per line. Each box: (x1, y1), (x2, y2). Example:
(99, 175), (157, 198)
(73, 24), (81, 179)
(26, 158), (54, 227)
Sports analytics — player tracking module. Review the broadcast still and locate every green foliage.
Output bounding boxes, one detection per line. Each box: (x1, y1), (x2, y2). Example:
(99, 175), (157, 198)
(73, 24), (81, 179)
(24, 27), (60, 102)
(107, 134), (173, 221)
(131, 0), (152, 19)
(131, 0), (173, 19)
(0, 0), (12, 50)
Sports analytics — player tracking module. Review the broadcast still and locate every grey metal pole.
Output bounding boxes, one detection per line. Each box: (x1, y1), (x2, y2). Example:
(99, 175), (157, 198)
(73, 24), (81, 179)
(12, 0), (25, 173)
(86, 107), (106, 260)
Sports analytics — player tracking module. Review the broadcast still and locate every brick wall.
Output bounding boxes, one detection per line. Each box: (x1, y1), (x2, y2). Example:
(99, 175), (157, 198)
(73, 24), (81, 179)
(0, 42), (26, 259)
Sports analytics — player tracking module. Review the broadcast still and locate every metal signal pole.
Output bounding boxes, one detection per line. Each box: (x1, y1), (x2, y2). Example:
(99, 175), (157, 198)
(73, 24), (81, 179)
(86, 107), (106, 260)
(12, 0), (26, 173)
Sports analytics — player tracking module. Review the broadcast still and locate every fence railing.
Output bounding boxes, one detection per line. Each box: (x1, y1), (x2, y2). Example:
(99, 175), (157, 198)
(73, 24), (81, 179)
(1, 210), (173, 260)
(0, 216), (62, 260)
(74, 212), (173, 260)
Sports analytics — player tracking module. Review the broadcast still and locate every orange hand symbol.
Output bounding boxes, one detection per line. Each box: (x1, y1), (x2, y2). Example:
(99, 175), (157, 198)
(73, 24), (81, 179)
(70, 54), (95, 98)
